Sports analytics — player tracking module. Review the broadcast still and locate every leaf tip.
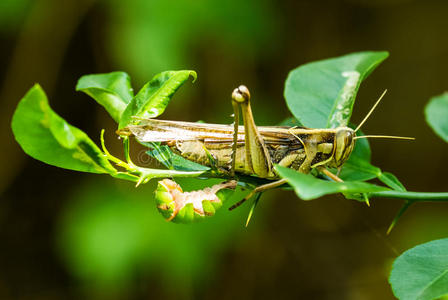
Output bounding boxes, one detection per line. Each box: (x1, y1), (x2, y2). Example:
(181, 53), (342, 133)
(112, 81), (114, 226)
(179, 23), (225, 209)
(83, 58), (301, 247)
(188, 70), (198, 83)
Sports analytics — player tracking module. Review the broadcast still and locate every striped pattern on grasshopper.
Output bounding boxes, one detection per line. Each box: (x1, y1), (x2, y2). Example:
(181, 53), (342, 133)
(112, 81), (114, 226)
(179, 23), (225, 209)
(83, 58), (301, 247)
(118, 119), (355, 179)
(117, 86), (412, 221)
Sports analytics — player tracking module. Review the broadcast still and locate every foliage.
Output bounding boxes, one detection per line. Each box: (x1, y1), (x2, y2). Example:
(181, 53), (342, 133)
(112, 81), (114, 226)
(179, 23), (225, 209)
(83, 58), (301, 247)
(275, 165), (388, 200)
(284, 51), (388, 128)
(11, 85), (116, 174)
(76, 71), (133, 123)
(389, 238), (448, 300)
(388, 92), (448, 300)
(11, 52), (448, 298)
(425, 93), (448, 143)
(118, 71), (196, 129)
(14, 51), (445, 218)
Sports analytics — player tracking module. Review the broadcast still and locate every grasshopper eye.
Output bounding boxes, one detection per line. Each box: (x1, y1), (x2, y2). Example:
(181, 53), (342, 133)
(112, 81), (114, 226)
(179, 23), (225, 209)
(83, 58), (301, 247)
(334, 127), (355, 167)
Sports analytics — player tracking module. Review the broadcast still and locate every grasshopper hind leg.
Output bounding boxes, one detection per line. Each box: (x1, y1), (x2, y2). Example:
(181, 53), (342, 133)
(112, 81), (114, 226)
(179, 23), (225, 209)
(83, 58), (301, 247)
(229, 179), (288, 210)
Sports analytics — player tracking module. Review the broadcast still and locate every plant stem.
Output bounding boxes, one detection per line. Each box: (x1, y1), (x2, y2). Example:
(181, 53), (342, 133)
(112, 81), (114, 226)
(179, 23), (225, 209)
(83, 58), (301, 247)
(370, 191), (448, 201)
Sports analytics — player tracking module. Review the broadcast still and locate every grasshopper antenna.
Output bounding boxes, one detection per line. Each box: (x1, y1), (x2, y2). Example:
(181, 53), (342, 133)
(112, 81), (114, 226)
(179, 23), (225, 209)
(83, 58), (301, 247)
(353, 89), (415, 141)
(355, 89), (388, 132)
(354, 135), (415, 141)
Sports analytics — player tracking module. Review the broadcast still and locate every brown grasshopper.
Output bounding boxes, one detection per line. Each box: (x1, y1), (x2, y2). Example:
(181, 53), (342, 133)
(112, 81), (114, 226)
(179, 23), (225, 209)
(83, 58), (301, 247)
(118, 86), (412, 209)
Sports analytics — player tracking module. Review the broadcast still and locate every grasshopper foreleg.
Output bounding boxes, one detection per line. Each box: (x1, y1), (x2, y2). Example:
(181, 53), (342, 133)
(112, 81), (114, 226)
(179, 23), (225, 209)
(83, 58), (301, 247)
(231, 85), (273, 178)
(318, 166), (343, 182)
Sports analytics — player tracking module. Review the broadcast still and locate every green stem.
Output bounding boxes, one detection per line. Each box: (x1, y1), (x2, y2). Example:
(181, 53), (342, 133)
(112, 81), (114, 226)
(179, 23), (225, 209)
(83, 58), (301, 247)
(370, 191), (448, 201)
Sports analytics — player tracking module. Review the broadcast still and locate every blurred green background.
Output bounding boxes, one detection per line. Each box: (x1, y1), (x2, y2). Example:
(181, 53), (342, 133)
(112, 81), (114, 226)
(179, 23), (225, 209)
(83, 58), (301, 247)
(2, 0), (448, 299)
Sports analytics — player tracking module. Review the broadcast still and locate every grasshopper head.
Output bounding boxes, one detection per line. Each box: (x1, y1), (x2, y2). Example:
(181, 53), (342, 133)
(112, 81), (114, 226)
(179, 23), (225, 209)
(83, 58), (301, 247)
(332, 127), (355, 168)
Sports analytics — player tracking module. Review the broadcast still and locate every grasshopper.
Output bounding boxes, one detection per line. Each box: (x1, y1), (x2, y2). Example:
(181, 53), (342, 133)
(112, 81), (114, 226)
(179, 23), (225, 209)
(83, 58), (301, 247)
(118, 85), (413, 211)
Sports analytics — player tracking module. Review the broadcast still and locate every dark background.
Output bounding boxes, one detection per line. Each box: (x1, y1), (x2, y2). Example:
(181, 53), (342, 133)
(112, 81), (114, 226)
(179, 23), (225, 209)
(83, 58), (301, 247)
(1, 0), (448, 299)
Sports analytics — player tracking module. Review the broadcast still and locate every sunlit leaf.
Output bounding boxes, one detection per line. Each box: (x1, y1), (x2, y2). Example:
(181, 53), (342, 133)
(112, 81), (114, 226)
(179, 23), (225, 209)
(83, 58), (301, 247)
(284, 51), (389, 128)
(76, 72), (134, 122)
(119, 70), (196, 128)
(390, 238), (448, 300)
(425, 92), (448, 143)
(12, 85), (116, 174)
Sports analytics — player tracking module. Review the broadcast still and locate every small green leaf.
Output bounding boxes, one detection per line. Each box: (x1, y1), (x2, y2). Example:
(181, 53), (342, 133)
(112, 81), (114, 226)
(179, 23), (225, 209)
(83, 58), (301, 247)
(145, 143), (174, 169)
(12, 85), (116, 174)
(144, 142), (210, 172)
(389, 238), (448, 300)
(170, 154), (210, 172)
(119, 70), (197, 128)
(76, 72), (134, 122)
(425, 92), (448, 143)
(275, 165), (388, 200)
(339, 156), (380, 181)
(284, 51), (389, 128)
(379, 172), (406, 191)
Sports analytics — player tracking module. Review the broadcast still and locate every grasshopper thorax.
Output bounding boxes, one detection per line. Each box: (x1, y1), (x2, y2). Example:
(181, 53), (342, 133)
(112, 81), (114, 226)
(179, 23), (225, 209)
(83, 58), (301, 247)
(331, 127), (355, 168)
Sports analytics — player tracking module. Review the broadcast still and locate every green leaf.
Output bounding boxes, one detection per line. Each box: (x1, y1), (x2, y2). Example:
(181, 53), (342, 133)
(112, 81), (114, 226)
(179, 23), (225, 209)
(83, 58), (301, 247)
(338, 129), (406, 191)
(351, 129), (372, 162)
(379, 172), (406, 191)
(339, 129), (375, 181)
(284, 51), (389, 128)
(339, 156), (380, 182)
(76, 72), (134, 122)
(119, 70), (197, 129)
(425, 92), (448, 143)
(389, 238), (448, 300)
(12, 85), (116, 174)
(144, 142), (210, 172)
(144, 143), (174, 169)
(275, 165), (388, 200)
(277, 117), (303, 127)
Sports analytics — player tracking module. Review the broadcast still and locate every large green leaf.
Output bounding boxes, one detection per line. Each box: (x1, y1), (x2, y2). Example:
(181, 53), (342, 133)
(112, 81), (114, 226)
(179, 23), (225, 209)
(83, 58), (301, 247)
(284, 51), (389, 128)
(119, 70), (196, 128)
(425, 92), (448, 143)
(12, 85), (116, 174)
(76, 72), (134, 122)
(389, 238), (448, 300)
(275, 165), (388, 200)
